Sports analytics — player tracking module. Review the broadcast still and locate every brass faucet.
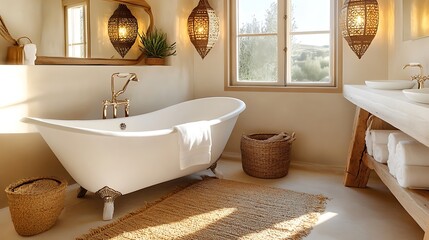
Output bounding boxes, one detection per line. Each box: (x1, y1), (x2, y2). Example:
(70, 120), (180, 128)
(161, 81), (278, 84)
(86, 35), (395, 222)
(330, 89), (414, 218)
(403, 63), (428, 89)
(103, 73), (139, 119)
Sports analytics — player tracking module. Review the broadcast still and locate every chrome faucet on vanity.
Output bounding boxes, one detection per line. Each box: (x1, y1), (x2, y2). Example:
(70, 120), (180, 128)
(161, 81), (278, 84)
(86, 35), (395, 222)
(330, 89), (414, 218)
(103, 73), (139, 119)
(403, 63), (428, 89)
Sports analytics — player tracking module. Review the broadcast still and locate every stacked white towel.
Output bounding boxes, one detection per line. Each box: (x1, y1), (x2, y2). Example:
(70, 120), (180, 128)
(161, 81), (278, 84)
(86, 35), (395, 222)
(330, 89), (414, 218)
(365, 130), (399, 163)
(386, 132), (415, 177)
(174, 121), (212, 170)
(395, 140), (429, 189)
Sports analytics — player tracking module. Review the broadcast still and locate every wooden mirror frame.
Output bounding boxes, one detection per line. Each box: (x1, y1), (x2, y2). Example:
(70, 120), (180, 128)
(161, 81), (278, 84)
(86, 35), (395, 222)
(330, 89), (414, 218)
(35, 0), (154, 65)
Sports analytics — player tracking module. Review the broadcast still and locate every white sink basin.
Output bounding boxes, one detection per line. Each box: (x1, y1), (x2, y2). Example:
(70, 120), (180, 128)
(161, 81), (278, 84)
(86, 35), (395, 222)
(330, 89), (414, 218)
(402, 88), (429, 104)
(365, 80), (415, 90)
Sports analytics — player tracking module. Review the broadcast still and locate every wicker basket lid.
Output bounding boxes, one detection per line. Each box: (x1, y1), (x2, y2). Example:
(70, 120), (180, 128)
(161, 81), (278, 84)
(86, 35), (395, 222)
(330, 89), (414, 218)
(10, 178), (61, 195)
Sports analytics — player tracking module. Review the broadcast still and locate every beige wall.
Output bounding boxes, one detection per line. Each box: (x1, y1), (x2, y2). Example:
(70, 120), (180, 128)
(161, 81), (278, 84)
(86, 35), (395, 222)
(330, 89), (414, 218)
(193, 0), (389, 167)
(0, 0), (43, 60)
(0, 0), (194, 208)
(387, 0), (429, 79)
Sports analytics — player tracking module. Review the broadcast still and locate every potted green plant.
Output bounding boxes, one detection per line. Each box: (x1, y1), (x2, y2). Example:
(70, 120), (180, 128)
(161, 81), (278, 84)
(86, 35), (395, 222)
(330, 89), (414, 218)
(139, 28), (176, 65)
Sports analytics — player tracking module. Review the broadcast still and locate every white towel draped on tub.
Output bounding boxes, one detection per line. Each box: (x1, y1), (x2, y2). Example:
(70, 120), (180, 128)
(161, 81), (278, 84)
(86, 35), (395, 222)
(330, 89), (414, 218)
(395, 140), (429, 189)
(387, 132), (415, 177)
(174, 121), (212, 170)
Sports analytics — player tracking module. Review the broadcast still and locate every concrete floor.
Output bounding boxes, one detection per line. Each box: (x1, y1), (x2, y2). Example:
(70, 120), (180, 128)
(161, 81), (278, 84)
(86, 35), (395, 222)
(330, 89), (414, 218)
(0, 159), (424, 240)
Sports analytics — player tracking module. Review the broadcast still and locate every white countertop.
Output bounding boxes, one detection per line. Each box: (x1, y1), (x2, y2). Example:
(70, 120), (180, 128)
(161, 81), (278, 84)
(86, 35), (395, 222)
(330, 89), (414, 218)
(344, 85), (429, 147)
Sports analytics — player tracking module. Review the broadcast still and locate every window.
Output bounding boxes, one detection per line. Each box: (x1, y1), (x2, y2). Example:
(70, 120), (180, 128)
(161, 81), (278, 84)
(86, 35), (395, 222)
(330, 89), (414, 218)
(64, 0), (89, 58)
(229, 0), (341, 91)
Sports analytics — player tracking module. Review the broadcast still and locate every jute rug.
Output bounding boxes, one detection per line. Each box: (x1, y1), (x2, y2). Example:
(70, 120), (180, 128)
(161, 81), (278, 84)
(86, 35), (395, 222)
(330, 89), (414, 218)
(77, 178), (327, 240)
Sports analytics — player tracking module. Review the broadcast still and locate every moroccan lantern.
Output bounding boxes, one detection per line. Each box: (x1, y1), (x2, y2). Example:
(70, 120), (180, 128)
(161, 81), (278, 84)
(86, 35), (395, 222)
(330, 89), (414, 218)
(108, 4), (138, 58)
(340, 0), (379, 59)
(188, 0), (220, 59)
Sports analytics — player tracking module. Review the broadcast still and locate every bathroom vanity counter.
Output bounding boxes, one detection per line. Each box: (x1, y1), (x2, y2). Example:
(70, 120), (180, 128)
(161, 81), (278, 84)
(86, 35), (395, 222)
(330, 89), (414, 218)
(343, 85), (429, 239)
(344, 85), (429, 147)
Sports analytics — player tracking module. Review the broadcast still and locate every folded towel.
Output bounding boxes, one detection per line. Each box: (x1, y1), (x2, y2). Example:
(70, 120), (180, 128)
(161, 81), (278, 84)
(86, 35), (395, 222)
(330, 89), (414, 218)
(387, 132), (414, 177)
(396, 165), (429, 189)
(174, 121), (212, 170)
(396, 140), (429, 166)
(266, 132), (288, 141)
(373, 143), (389, 163)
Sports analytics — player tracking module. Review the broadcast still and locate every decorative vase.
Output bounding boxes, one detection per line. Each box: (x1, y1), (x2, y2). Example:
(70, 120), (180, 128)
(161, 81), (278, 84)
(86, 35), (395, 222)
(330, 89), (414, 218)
(145, 57), (166, 65)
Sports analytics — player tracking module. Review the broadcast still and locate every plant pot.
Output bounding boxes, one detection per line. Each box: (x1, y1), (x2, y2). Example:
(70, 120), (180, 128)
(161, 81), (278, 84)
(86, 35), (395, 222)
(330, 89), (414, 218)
(145, 57), (166, 65)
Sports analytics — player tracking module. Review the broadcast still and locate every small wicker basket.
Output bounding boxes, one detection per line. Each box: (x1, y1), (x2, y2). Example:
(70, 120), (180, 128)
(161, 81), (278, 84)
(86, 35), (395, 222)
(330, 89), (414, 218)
(5, 176), (67, 236)
(241, 133), (296, 179)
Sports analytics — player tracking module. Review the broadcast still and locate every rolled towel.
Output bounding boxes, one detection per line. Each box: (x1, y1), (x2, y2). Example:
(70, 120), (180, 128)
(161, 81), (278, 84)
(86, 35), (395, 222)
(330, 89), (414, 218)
(365, 131), (373, 156)
(365, 116), (374, 155)
(387, 132), (414, 177)
(366, 130), (399, 156)
(373, 143), (389, 163)
(371, 130), (397, 145)
(396, 165), (429, 189)
(396, 140), (429, 166)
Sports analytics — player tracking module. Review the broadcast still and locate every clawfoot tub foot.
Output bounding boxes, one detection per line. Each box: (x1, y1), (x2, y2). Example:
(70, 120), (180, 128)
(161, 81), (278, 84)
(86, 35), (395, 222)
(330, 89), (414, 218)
(77, 186), (88, 198)
(96, 186), (122, 221)
(209, 161), (224, 179)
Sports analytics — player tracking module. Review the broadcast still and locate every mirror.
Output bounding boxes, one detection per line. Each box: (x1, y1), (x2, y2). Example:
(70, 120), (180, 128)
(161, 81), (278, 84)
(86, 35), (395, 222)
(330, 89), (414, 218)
(0, 0), (153, 65)
(403, 0), (429, 40)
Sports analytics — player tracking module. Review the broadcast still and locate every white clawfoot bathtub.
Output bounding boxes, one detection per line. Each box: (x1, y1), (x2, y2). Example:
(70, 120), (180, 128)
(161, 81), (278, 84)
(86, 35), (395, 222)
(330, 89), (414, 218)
(23, 97), (245, 220)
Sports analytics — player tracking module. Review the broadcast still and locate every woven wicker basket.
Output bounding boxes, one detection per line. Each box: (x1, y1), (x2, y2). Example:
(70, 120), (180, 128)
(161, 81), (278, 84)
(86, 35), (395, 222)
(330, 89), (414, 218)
(241, 133), (296, 179)
(5, 176), (67, 236)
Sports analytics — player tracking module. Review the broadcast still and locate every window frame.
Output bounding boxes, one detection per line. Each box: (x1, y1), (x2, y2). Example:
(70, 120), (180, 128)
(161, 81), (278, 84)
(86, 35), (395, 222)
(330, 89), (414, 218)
(226, 0), (342, 93)
(63, 0), (90, 58)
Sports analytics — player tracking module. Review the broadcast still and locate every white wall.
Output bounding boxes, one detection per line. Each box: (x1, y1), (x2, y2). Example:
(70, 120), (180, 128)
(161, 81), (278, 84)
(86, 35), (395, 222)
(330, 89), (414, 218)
(0, 0), (195, 208)
(192, 0), (389, 167)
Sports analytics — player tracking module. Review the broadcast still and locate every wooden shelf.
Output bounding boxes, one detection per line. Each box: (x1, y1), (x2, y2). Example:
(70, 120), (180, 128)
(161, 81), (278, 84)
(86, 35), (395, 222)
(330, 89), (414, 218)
(344, 85), (429, 239)
(364, 154), (429, 231)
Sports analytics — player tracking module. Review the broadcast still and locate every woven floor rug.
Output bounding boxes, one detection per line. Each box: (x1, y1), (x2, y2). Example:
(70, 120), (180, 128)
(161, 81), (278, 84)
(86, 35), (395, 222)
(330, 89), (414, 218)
(78, 178), (327, 240)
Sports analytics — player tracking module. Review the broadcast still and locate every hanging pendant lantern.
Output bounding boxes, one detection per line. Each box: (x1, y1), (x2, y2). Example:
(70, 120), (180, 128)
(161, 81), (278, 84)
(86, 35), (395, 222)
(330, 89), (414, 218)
(108, 4), (138, 58)
(340, 0), (379, 59)
(187, 0), (219, 59)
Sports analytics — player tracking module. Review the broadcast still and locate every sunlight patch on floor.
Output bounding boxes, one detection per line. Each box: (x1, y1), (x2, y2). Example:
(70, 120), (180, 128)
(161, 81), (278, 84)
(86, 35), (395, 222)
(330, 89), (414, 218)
(120, 208), (237, 239)
(315, 211), (337, 226)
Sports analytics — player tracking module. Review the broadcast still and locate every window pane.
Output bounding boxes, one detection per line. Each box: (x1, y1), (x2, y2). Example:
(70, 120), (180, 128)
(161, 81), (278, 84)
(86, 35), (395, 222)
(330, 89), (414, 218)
(238, 0), (277, 34)
(68, 6), (84, 43)
(68, 45), (85, 58)
(66, 4), (86, 58)
(238, 36), (278, 82)
(291, 0), (330, 32)
(290, 34), (330, 83)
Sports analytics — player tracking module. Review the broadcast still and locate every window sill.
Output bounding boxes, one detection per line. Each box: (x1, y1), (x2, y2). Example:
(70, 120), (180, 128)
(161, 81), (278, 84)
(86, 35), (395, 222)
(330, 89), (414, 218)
(224, 85), (343, 93)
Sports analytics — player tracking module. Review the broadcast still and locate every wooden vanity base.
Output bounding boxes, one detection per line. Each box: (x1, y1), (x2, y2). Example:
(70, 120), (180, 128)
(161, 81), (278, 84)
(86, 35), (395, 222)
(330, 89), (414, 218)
(345, 107), (429, 239)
